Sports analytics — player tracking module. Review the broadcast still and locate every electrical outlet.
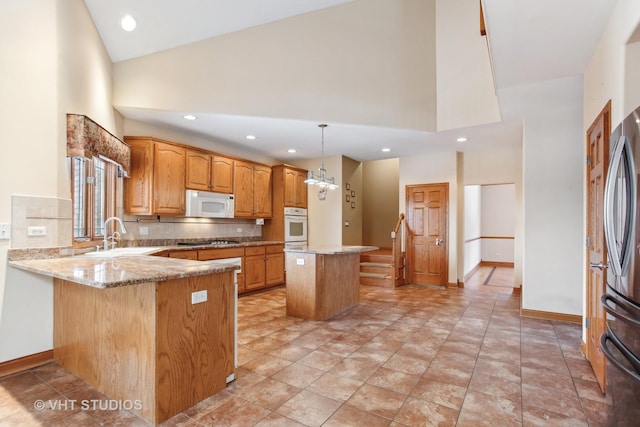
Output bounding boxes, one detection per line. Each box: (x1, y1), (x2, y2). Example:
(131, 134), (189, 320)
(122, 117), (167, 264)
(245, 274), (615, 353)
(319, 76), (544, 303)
(139, 226), (149, 236)
(296, 258), (304, 265)
(255, 218), (264, 225)
(191, 290), (207, 305)
(236, 227), (242, 233)
(0, 224), (9, 240)
(27, 226), (47, 236)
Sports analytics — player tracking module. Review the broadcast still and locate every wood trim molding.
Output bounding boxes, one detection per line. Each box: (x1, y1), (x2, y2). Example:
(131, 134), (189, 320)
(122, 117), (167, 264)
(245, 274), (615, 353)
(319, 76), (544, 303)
(480, 261), (514, 268)
(520, 308), (582, 324)
(0, 350), (53, 378)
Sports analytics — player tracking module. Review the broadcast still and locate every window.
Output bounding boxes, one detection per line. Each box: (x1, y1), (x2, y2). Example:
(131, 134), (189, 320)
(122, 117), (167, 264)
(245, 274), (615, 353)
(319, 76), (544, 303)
(70, 156), (118, 245)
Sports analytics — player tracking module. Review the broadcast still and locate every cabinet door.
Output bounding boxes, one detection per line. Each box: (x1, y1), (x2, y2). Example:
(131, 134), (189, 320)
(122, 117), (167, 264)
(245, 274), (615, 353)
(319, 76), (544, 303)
(233, 160), (254, 217)
(186, 150), (211, 191)
(244, 255), (266, 291)
(284, 169), (297, 207)
(211, 156), (234, 194)
(253, 165), (272, 218)
(153, 142), (186, 215)
(294, 170), (308, 208)
(266, 252), (285, 286)
(124, 139), (154, 215)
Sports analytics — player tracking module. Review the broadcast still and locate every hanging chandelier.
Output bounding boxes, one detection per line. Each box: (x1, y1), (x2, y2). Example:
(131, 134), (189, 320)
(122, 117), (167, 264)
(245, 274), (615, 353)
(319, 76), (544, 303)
(304, 124), (339, 200)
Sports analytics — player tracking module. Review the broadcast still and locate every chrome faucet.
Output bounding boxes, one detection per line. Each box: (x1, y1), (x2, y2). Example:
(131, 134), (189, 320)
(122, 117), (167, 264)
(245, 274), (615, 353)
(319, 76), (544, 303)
(103, 216), (127, 250)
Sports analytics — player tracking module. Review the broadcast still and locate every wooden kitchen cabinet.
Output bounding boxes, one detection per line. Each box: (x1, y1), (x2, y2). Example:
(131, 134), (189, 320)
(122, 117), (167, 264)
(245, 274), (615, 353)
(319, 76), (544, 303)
(124, 137), (186, 215)
(186, 150), (234, 194)
(233, 160), (272, 218)
(265, 244), (285, 286)
(281, 166), (308, 208)
(243, 244), (285, 292)
(263, 165), (308, 241)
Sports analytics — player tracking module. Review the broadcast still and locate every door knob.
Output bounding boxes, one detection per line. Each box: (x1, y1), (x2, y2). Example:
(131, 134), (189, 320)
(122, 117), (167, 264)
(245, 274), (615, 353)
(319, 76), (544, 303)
(589, 262), (608, 270)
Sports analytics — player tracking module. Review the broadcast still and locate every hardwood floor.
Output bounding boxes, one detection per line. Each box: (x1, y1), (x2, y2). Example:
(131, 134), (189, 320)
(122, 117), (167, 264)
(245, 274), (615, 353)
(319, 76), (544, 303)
(464, 265), (516, 292)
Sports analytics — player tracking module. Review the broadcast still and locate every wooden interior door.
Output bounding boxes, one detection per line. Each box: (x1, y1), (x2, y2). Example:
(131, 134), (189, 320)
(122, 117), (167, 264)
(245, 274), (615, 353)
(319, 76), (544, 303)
(586, 101), (610, 393)
(406, 183), (449, 286)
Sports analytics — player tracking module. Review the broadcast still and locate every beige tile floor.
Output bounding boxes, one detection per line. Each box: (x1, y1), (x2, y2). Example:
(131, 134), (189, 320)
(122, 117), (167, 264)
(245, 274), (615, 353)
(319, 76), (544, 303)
(0, 271), (613, 426)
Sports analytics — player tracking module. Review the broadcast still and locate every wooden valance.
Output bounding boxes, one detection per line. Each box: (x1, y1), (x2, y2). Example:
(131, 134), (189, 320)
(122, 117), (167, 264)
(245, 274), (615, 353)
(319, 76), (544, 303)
(66, 114), (130, 174)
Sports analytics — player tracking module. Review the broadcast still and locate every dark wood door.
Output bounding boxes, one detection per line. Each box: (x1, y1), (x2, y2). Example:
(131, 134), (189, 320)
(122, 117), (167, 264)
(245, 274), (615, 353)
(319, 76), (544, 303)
(406, 183), (448, 286)
(586, 101), (610, 393)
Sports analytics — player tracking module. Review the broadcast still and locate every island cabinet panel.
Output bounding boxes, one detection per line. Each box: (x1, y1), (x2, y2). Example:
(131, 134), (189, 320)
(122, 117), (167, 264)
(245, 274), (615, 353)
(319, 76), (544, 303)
(285, 252), (360, 320)
(53, 272), (235, 425)
(155, 272), (234, 422)
(53, 279), (157, 423)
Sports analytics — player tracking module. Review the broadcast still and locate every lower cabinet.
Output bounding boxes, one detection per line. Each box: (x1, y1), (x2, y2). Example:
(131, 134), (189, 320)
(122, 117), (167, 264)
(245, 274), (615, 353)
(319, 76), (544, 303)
(159, 244), (284, 295)
(244, 244), (285, 293)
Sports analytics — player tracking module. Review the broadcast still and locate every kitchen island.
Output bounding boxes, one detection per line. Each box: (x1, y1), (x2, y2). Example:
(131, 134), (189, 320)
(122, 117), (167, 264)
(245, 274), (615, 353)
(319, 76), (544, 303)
(284, 245), (377, 320)
(9, 253), (238, 425)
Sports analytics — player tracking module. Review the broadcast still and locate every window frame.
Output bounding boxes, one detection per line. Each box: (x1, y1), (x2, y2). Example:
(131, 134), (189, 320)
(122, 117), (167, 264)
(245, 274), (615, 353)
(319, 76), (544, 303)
(70, 156), (119, 248)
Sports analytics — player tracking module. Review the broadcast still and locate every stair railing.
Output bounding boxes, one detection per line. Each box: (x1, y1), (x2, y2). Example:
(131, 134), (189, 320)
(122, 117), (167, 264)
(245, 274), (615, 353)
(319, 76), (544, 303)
(391, 213), (406, 287)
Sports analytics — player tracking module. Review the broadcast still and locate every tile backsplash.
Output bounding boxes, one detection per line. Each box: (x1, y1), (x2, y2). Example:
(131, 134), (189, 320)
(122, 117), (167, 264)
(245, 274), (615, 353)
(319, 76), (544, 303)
(11, 195), (72, 248)
(121, 215), (262, 242)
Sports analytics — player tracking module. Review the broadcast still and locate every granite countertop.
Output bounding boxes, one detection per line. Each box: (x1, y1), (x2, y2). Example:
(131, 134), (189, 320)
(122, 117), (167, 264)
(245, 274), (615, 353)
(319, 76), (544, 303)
(7, 240), (285, 289)
(9, 256), (240, 289)
(283, 245), (378, 255)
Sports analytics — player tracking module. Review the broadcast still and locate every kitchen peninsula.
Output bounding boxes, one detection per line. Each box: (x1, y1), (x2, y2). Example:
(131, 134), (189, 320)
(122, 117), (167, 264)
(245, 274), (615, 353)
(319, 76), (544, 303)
(284, 245), (377, 320)
(9, 253), (237, 425)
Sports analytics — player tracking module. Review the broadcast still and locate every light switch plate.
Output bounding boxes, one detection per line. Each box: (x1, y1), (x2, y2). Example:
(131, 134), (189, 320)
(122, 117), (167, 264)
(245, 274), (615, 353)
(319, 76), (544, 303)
(0, 223), (10, 240)
(27, 226), (47, 236)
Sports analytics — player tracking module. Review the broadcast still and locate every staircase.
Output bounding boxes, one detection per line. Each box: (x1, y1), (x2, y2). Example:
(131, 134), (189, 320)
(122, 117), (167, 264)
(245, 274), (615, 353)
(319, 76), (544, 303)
(360, 249), (394, 287)
(359, 213), (406, 288)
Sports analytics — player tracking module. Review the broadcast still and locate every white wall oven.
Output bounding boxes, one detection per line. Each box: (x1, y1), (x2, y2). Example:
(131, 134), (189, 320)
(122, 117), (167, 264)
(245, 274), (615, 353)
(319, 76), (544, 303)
(284, 207), (307, 243)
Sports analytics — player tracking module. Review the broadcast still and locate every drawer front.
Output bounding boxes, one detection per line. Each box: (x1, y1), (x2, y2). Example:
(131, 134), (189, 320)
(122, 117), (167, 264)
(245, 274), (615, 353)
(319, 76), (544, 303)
(168, 250), (199, 260)
(198, 247), (244, 260)
(245, 246), (266, 256)
(266, 244), (284, 254)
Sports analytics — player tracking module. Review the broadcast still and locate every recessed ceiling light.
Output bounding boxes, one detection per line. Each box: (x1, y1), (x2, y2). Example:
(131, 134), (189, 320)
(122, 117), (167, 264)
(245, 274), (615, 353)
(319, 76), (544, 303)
(121, 15), (137, 32)
(381, 148), (391, 152)
(246, 135), (256, 140)
(288, 149), (297, 153)
(457, 137), (468, 143)
(183, 114), (196, 120)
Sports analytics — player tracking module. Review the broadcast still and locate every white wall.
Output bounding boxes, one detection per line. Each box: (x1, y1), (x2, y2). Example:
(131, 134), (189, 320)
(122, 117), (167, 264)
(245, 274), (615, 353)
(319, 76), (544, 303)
(399, 151), (458, 284)
(481, 184), (515, 263)
(463, 185), (481, 275)
(435, 0), (501, 131)
(0, 0), (118, 362)
(500, 77), (585, 316)
(463, 146), (522, 285)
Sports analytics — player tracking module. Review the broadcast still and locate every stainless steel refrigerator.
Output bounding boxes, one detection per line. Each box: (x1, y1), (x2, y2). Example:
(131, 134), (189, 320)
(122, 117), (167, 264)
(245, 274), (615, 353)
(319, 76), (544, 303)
(602, 105), (640, 423)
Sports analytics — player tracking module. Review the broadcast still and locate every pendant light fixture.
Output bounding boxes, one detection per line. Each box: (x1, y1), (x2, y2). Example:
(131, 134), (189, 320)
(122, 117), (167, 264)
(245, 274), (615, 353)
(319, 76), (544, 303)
(304, 123), (339, 200)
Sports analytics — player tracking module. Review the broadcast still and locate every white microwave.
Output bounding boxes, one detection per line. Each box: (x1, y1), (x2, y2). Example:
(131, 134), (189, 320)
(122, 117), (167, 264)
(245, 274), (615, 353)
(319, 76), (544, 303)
(185, 190), (235, 218)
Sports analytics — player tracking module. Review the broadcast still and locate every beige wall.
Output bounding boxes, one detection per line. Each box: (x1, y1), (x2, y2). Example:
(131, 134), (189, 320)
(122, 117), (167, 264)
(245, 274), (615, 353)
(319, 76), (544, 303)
(362, 159), (399, 248)
(113, 0), (437, 132)
(341, 157), (362, 245)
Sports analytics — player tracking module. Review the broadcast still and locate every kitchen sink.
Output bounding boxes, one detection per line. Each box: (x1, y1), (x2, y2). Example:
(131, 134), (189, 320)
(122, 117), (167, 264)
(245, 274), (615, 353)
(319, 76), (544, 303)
(78, 247), (163, 258)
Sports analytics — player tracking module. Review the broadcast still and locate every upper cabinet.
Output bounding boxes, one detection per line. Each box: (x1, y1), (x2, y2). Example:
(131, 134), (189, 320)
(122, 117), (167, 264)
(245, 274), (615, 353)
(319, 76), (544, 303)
(234, 160), (272, 218)
(274, 165), (308, 209)
(186, 150), (234, 194)
(125, 137), (186, 215)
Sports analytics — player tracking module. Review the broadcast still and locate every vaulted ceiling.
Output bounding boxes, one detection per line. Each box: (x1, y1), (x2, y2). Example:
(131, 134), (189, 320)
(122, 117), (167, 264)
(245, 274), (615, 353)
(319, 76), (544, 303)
(83, 0), (618, 162)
